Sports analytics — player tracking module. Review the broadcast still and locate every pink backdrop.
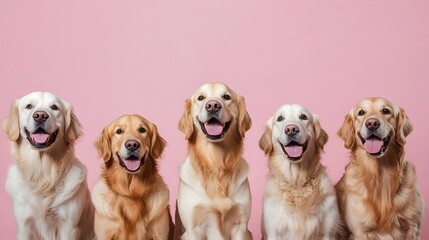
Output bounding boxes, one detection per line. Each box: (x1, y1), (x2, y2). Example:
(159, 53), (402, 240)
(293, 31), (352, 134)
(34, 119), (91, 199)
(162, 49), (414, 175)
(1, 0), (428, 238)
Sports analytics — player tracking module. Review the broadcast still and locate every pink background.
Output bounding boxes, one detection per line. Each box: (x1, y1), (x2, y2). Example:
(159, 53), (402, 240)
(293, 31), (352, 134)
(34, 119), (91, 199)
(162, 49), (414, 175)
(1, 0), (428, 238)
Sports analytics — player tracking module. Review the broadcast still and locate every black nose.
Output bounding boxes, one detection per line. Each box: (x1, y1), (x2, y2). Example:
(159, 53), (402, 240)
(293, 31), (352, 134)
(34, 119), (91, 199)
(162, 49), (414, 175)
(33, 111), (49, 123)
(205, 100), (222, 114)
(285, 124), (299, 136)
(125, 140), (140, 151)
(365, 118), (380, 130)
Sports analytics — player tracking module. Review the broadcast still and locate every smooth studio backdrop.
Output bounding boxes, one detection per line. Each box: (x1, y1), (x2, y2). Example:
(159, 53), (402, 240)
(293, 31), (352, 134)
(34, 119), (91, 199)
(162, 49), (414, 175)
(1, 0), (428, 238)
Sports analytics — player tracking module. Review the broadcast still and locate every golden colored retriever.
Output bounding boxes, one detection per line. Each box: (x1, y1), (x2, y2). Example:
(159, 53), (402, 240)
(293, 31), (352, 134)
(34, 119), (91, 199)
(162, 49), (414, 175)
(259, 104), (339, 239)
(174, 82), (253, 240)
(92, 114), (174, 239)
(335, 97), (424, 239)
(3, 92), (94, 239)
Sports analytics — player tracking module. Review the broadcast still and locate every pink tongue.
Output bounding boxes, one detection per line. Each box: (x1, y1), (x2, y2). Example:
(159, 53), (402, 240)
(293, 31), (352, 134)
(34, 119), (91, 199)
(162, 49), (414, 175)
(205, 122), (223, 136)
(364, 139), (384, 154)
(31, 133), (50, 144)
(284, 145), (303, 158)
(123, 159), (141, 171)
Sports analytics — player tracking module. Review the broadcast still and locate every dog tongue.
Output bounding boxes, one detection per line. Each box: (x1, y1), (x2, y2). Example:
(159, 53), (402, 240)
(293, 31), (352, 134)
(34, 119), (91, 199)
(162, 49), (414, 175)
(364, 139), (383, 154)
(31, 133), (50, 144)
(123, 159), (140, 171)
(205, 122), (223, 136)
(284, 145), (303, 158)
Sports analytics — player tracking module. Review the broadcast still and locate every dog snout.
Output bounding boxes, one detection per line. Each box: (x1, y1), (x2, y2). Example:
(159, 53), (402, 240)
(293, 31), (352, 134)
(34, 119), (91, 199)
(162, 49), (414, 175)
(205, 100), (222, 114)
(125, 139), (140, 151)
(285, 124), (299, 136)
(33, 111), (49, 123)
(365, 118), (380, 131)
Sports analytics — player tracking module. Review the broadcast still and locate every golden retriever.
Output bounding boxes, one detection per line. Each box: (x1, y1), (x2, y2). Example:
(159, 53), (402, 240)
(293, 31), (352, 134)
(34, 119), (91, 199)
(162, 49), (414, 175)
(259, 104), (339, 240)
(2, 92), (94, 239)
(335, 97), (424, 239)
(92, 114), (174, 239)
(174, 82), (253, 240)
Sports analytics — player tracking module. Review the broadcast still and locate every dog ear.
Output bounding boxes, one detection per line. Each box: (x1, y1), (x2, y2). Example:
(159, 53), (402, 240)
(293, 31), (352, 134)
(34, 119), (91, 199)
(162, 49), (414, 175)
(337, 110), (355, 149)
(259, 117), (273, 155)
(237, 96), (252, 138)
(2, 101), (20, 141)
(178, 99), (194, 140)
(64, 104), (83, 144)
(95, 127), (112, 162)
(396, 107), (413, 145)
(313, 116), (328, 150)
(150, 123), (166, 160)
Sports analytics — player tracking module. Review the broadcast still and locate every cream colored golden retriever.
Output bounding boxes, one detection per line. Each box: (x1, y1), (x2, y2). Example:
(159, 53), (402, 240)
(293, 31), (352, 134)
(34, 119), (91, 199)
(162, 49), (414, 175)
(174, 82), (253, 240)
(3, 92), (94, 240)
(92, 114), (174, 239)
(335, 97), (424, 239)
(259, 104), (339, 240)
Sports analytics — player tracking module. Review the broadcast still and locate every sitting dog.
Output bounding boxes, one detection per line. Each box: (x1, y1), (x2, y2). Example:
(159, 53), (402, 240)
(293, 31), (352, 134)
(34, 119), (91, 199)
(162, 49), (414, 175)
(92, 114), (174, 239)
(3, 92), (94, 239)
(259, 104), (339, 239)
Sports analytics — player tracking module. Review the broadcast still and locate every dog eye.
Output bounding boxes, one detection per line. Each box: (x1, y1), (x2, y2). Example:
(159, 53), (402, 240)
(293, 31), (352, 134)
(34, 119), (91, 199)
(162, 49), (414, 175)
(139, 127), (146, 133)
(277, 115), (284, 122)
(299, 114), (308, 120)
(358, 110), (365, 116)
(116, 129), (123, 135)
(197, 95), (205, 101)
(382, 108), (391, 115)
(25, 104), (33, 109)
(223, 94), (231, 100)
(50, 105), (59, 111)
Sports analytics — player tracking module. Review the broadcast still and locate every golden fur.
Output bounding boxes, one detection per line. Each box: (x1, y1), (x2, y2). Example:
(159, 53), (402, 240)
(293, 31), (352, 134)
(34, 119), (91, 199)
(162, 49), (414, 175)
(92, 114), (174, 240)
(174, 82), (253, 240)
(259, 104), (339, 239)
(335, 97), (424, 239)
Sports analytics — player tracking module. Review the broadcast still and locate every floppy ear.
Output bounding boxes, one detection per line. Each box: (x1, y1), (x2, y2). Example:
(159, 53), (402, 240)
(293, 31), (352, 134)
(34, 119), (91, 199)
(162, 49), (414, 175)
(178, 99), (194, 140)
(313, 116), (328, 150)
(3, 101), (20, 141)
(64, 104), (83, 144)
(237, 96), (252, 138)
(337, 110), (355, 149)
(95, 128), (112, 162)
(259, 118), (273, 155)
(396, 107), (413, 145)
(149, 124), (166, 160)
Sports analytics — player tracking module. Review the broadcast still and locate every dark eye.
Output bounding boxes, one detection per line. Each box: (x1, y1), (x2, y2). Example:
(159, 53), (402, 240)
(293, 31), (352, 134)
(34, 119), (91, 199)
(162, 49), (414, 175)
(299, 114), (308, 120)
(197, 95), (205, 101)
(139, 127), (146, 133)
(51, 105), (59, 111)
(358, 110), (365, 116)
(382, 108), (391, 115)
(277, 115), (284, 122)
(223, 94), (231, 100)
(25, 104), (33, 109)
(116, 129), (123, 135)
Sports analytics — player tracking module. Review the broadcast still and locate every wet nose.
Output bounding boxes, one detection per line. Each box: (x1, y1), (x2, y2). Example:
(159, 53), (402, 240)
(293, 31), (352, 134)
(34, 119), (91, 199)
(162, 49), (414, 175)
(285, 124), (299, 136)
(365, 118), (380, 130)
(125, 140), (140, 151)
(205, 100), (222, 114)
(33, 111), (49, 123)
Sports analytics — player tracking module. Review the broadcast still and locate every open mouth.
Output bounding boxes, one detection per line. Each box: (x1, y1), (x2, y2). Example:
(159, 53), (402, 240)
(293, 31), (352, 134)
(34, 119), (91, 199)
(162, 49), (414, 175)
(117, 153), (145, 173)
(199, 118), (231, 141)
(25, 127), (58, 149)
(360, 134), (390, 157)
(280, 141), (308, 161)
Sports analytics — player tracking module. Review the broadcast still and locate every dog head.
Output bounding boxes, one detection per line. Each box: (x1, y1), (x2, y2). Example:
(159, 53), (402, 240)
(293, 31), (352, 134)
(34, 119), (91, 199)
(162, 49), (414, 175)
(338, 97), (413, 158)
(95, 114), (166, 174)
(178, 82), (251, 143)
(259, 104), (328, 163)
(3, 92), (82, 151)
